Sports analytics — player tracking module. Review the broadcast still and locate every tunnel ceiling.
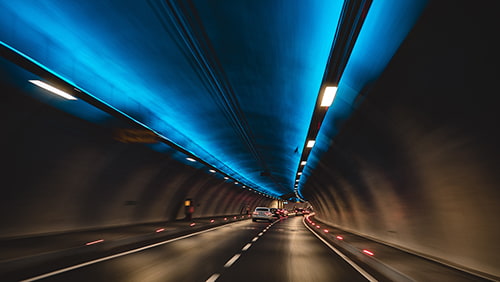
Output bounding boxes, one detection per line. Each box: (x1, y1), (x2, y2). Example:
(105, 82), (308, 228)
(0, 0), (429, 199)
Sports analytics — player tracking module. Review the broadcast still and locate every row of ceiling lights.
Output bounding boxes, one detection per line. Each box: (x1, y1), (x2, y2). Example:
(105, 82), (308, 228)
(294, 86), (337, 197)
(185, 157), (278, 199)
(23, 75), (277, 199)
(29, 74), (279, 200)
(293, 0), (372, 200)
(28, 77), (277, 200)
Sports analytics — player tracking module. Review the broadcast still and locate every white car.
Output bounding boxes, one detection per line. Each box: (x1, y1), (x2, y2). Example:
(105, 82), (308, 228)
(252, 207), (277, 222)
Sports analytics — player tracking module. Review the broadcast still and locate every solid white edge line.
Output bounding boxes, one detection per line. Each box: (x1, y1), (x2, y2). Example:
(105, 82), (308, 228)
(302, 217), (378, 282)
(224, 254), (241, 268)
(21, 220), (245, 282)
(206, 273), (220, 282)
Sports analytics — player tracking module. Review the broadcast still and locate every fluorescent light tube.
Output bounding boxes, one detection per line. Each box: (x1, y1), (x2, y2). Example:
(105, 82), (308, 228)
(320, 86), (337, 107)
(306, 140), (315, 148)
(29, 80), (77, 100)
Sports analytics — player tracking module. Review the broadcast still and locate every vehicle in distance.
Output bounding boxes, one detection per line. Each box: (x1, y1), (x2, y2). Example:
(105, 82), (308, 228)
(252, 207), (277, 222)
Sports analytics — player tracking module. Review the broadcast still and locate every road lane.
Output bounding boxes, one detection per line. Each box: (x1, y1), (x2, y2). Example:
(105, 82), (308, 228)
(21, 220), (267, 282)
(218, 216), (370, 282)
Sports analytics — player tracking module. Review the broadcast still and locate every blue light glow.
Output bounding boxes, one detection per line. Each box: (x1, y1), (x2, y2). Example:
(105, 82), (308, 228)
(297, 0), (429, 199)
(0, 0), (344, 197)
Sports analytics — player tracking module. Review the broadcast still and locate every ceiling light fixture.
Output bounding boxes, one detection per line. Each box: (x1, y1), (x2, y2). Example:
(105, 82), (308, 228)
(186, 157), (196, 162)
(29, 80), (77, 100)
(306, 140), (316, 148)
(320, 86), (338, 107)
(300, 161), (307, 166)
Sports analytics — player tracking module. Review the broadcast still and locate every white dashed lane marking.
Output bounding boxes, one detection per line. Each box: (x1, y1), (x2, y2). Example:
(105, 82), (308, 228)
(206, 273), (220, 282)
(224, 254), (241, 268)
(210, 222), (276, 281)
(242, 243), (252, 251)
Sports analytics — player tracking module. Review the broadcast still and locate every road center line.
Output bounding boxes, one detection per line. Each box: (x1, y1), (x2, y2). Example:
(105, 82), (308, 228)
(224, 254), (241, 268)
(242, 243), (252, 251)
(206, 273), (220, 282)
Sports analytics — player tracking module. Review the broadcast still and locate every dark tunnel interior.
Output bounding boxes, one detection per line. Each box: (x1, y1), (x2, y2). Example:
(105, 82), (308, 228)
(1, 0), (498, 280)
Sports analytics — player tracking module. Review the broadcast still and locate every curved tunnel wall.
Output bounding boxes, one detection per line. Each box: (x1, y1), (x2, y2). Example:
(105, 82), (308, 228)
(302, 1), (499, 278)
(0, 89), (270, 239)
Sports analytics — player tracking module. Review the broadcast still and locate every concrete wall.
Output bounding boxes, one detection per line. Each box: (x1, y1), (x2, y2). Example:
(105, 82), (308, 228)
(0, 91), (269, 238)
(302, 1), (499, 278)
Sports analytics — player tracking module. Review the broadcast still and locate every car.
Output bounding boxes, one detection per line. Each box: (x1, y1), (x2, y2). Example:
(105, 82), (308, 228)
(252, 207), (277, 222)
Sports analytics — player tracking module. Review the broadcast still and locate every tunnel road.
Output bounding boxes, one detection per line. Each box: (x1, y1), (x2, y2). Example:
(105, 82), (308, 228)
(20, 216), (374, 282)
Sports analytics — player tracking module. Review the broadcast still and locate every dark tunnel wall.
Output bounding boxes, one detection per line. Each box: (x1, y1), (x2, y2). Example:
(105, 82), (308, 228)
(302, 1), (499, 278)
(0, 89), (270, 239)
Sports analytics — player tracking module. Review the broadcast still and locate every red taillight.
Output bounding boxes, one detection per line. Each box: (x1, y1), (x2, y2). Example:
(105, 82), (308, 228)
(362, 249), (374, 256)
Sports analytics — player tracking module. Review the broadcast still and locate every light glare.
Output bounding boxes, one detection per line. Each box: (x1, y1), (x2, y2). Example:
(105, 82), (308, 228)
(363, 249), (374, 256)
(306, 140), (315, 148)
(29, 80), (77, 100)
(320, 86), (337, 107)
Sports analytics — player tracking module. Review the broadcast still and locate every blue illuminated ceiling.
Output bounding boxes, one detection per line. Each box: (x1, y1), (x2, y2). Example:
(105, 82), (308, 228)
(0, 0), (428, 200)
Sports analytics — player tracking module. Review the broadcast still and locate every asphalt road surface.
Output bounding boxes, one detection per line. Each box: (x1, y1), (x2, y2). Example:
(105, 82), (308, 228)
(21, 216), (371, 282)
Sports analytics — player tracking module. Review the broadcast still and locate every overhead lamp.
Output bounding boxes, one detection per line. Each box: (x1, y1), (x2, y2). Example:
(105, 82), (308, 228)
(306, 140), (316, 148)
(29, 80), (77, 100)
(209, 169), (216, 173)
(320, 86), (338, 107)
(295, 179), (299, 182)
(300, 161), (307, 166)
(186, 157), (196, 162)
(224, 176), (229, 180)
(297, 172), (302, 175)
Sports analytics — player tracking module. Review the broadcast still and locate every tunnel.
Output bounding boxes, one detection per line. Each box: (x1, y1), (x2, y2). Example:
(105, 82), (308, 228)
(1, 0), (498, 281)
